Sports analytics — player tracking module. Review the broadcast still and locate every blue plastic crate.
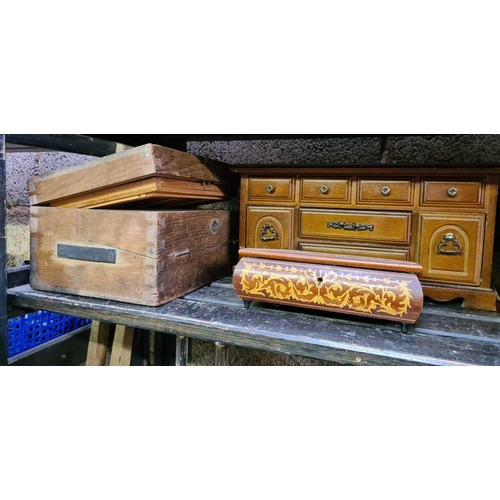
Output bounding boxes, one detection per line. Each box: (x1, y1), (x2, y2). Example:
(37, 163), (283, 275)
(8, 311), (92, 357)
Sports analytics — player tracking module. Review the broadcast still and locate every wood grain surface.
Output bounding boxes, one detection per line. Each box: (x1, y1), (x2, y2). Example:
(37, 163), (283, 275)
(29, 143), (237, 206)
(50, 178), (234, 209)
(30, 207), (236, 306)
(86, 321), (111, 366)
(8, 281), (500, 366)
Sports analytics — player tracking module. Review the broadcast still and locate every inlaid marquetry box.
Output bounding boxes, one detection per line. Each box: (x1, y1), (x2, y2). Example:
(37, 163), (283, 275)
(233, 248), (424, 330)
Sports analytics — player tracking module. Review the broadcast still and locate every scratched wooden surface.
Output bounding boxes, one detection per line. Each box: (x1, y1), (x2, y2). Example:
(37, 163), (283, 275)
(7, 276), (500, 366)
(30, 207), (236, 306)
(29, 143), (237, 207)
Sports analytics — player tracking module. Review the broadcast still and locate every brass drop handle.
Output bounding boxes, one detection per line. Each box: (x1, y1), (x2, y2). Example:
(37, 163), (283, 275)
(380, 186), (391, 196)
(320, 184), (329, 195)
(438, 233), (462, 254)
(447, 187), (458, 197)
(259, 223), (278, 241)
(266, 184), (275, 194)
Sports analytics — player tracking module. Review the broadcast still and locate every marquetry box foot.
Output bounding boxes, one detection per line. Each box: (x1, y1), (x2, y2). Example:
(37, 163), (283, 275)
(233, 249), (424, 332)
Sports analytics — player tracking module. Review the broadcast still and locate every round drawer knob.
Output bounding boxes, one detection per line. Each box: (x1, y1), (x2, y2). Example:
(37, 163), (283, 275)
(447, 187), (458, 197)
(320, 184), (329, 195)
(266, 184), (275, 194)
(380, 186), (391, 196)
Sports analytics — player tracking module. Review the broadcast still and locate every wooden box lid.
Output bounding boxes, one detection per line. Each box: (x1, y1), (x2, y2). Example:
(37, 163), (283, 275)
(238, 248), (423, 274)
(29, 144), (238, 209)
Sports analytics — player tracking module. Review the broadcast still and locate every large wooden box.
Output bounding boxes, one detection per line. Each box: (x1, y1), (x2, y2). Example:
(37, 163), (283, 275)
(30, 207), (236, 306)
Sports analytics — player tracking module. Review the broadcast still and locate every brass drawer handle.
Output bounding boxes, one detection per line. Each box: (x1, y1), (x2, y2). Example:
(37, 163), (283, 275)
(259, 223), (278, 241)
(447, 187), (458, 197)
(380, 186), (391, 196)
(320, 184), (329, 195)
(266, 184), (275, 194)
(327, 221), (374, 232)
(438, 233), (462, 254)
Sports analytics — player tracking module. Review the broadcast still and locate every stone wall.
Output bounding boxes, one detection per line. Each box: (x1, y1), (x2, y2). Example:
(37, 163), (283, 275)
(187, 135), (500, 165)
(387, 135), (500, 163)
(5, 152), (96, 267)
(187, 137), (382, 164)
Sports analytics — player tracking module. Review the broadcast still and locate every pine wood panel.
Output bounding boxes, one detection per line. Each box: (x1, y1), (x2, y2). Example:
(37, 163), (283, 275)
(30, 207), (235, 306)
(86, 321), (111, 366)
(109, 325), (134, 366)
(50, 178), (234, 209)
(29, 143), (236, 206)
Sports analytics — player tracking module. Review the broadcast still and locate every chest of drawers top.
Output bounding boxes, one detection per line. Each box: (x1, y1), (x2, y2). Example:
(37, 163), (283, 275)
(232, 164), (500, 211)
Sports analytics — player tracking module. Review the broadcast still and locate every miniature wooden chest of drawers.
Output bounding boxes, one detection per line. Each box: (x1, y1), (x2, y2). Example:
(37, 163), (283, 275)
(233, 165), (500, 311)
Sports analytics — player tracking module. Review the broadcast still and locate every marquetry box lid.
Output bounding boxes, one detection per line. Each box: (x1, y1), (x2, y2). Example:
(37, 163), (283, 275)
(233, 248), (424, 325)
(28, 144), (238, 209)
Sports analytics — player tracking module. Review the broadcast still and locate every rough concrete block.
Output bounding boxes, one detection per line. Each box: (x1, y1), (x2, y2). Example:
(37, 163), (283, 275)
(5, 151), (97, 268)
(36, 151), (96, 176)
(6, 151), (97, 207)
(6, 208), (30, 267)
(6, 153), (38, 207)
(187, 137), (381, 164)
(388, 134), (500, 163)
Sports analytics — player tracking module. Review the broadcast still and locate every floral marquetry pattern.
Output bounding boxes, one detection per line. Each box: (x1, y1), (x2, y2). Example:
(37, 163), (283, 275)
(236, 259), (418, 319)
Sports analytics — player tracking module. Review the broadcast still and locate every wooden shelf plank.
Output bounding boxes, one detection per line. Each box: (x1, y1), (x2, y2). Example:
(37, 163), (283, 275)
(8, 283), (500, 366)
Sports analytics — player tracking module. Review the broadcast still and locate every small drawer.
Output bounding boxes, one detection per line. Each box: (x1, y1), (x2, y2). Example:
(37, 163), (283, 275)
(357, 178), (414, 206)
(248, 177), (294, 202)
(299, 242), (411, 261)
(246, 206), (294, 249)
(299, 209), (412, 244)
(299, 178), (351, 204)
(416, 213), (485, 285)
(421, 178), (485, 207)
